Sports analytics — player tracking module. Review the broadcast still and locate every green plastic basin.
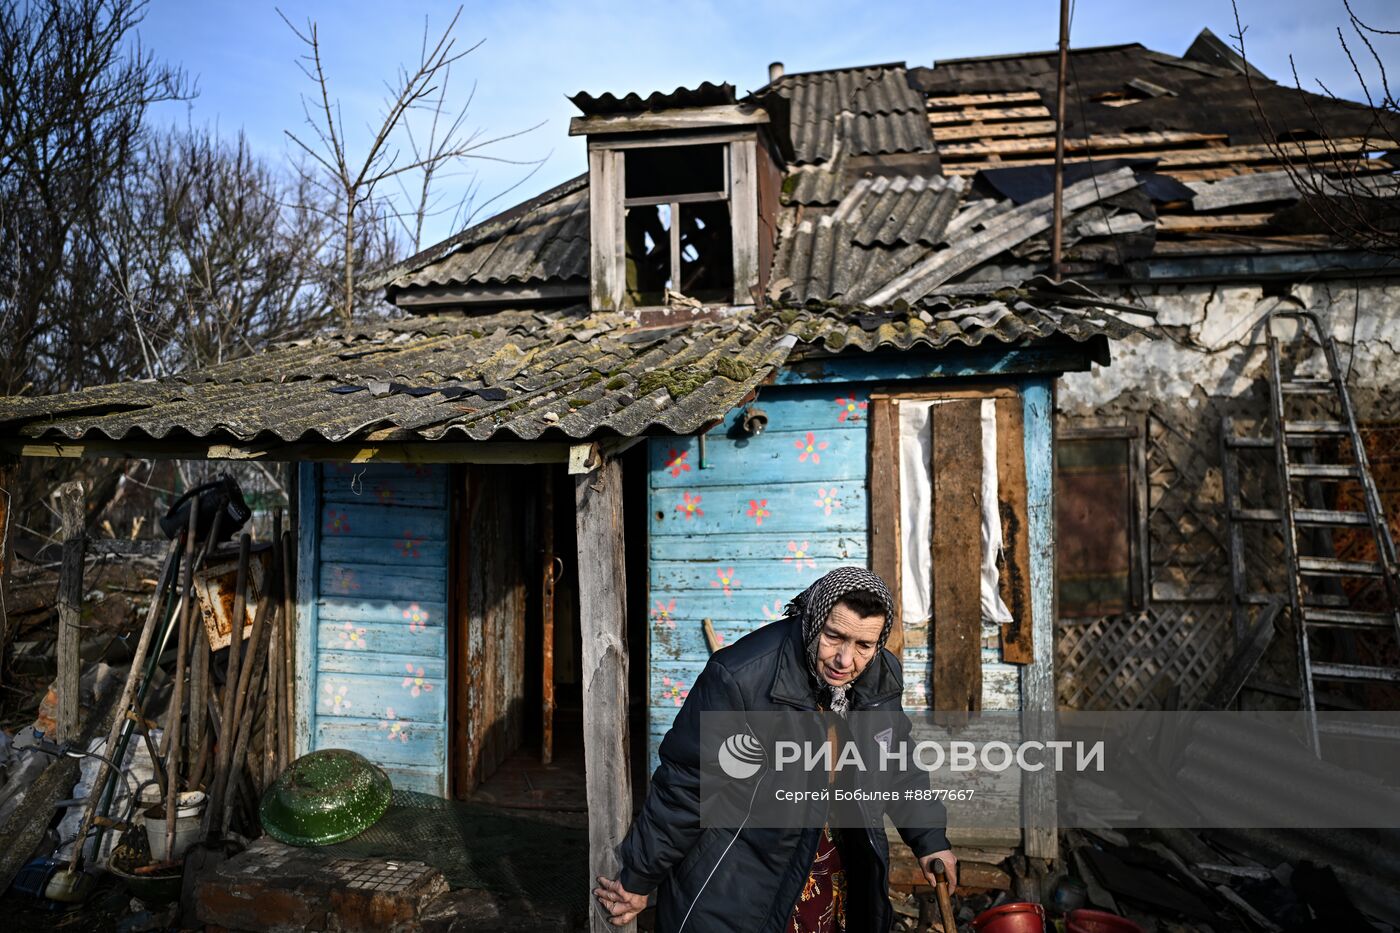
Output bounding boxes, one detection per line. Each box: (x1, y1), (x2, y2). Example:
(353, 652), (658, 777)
(259, 749), (392, 846)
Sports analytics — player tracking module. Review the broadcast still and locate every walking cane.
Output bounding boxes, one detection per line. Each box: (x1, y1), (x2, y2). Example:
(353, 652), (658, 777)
(932, 858), (956, 933)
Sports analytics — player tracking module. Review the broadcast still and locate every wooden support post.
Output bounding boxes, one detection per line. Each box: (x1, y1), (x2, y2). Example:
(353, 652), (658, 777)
(1020, 379), (1059, 860)
(0, 456), (16, 691)
(55, 481), (86, 744)
(542, 470), (556, 765)
(574, 456), (633, 933)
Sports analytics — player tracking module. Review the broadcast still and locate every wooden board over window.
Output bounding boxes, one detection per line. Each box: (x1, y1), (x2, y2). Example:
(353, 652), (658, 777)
(1055, 431), (1142, 618)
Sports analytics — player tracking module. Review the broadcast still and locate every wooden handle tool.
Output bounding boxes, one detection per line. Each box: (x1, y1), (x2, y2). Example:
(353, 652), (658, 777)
(932, 858), (956, 933)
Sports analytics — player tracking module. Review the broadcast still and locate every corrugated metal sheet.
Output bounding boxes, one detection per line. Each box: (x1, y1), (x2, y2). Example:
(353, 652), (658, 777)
(777, 65), (933, 165)
(0, 308), (795, 444)
(569, 82), (736, 116)
(389, 186), (589, 291)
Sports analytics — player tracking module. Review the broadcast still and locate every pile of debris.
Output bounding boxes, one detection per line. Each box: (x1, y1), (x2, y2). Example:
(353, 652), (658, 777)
(0, 475), (296, 926)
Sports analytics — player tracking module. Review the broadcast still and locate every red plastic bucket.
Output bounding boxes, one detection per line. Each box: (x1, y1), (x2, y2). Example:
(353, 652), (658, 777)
(1066, 909), (1146, 933)
(971, 901), (1047, 933)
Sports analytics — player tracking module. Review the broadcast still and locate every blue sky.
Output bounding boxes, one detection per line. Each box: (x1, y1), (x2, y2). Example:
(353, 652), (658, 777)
(138, 0), (1397, 248)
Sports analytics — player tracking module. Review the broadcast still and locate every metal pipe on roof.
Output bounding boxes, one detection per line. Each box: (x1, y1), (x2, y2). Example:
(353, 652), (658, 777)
(1050, 0), (1070, 281)
(769, 61), (785, 83)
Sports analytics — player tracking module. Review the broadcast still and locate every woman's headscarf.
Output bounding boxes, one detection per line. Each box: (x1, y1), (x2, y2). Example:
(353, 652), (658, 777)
(782, 566), (895, 717)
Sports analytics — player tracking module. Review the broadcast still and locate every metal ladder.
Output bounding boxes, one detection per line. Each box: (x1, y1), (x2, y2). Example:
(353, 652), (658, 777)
(1260, 308), (1400, 750)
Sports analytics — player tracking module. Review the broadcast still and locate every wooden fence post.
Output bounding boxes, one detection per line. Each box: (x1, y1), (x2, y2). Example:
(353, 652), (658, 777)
(56, 481), (86, 744)
(574, 455), (633, 933)
(0, 456), (17, 691)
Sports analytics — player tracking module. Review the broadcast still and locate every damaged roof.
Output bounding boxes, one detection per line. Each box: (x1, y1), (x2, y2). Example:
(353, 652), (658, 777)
(772, 64), (934, 165)
(0, 291), (1138, 446)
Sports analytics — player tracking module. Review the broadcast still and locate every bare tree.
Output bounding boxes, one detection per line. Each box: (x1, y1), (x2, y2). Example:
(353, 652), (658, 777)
(0, 0), (190, 396)
(279, 5), (541, 323)
(1231, 0), (1400, 255)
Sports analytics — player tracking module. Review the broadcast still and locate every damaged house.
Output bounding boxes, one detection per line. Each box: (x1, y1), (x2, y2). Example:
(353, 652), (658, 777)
(1, 25), (1398, 932)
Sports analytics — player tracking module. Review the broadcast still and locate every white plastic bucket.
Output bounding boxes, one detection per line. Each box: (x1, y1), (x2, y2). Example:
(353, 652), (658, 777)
(144, 791), (206, 861)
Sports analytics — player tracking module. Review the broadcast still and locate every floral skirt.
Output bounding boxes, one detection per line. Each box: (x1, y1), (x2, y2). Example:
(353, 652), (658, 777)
(787, 825), (846, 933)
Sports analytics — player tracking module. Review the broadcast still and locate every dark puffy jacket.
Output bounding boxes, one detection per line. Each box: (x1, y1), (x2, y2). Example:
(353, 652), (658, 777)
(617, 617), (950, 933)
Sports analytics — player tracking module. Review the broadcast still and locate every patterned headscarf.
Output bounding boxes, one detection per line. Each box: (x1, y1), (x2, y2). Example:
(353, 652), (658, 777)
(782, 566), (895, 717)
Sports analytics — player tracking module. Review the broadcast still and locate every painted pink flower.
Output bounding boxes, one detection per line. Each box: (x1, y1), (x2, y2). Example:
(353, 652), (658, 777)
(676, 492), (703, 520)
(762, 599), (787, 621)
(374, 484), (396, 504)
(651, 599), (677, 628)
(325, 509), (351, 535)
(665, 448), (692, 478)
(403, 603), (429, 633)
(403, 664), (433, 697)
(397, 531), (423, 559)
(795, 431), (828, 464)
(713, 630), (727, 648)
(661, 676), (689, 707)
(835, 396), (868, 423)
(784, 540), (817, 570)
(338, 621), (367, 649)
(332, 567), (360, 592)
(711, 567), (739, 596)
(381, 707), (409, 743)
(322, 682), (351, 713)
(746, 499), (770, 527)
(814, 487), (843, 515)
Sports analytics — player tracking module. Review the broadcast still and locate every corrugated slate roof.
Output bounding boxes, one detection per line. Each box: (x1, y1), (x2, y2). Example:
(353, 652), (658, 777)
(847, 175), (965, 247)
(0, 287), (1142, 446)
(777, 291), (1140, 358)
(0, 309), (792, 444)
(569, 82), (736, 116)
(388, 185), (589, 292)
(776, 65), (933, 164)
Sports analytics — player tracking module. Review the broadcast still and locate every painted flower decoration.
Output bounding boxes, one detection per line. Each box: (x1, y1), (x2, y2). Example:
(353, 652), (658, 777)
(403, 664), (433, 697)
(814, 487), (843, 515)
(785, 540), (817, 570)
(325, 509), (351, 535)
(712, 630), (727, 648)
(323, 682), (351, 713)
(373, 483), (396, 505)
(762, 599), (787, 621)
(664, 448), (692, 478)
(397, 531), (424, 559)
(338, 621), (367, 649)
(676, 492), (704, 520)
(746, 499), (770, 527)
(661, 676), (689, 707)
(381, 708), (409, 743)
(795, 431), (829, 464)
(835, 396), (868, 423)
(651, 599), (676, 628)
(331, 567), (360, 592)
(711, 567), (739, 596)
(404, 463), (432, 477)
(403, 603), (430, 633)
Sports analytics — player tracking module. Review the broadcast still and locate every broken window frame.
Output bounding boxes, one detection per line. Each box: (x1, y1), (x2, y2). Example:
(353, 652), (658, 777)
(1055, 423), (1148, 618)
(587, 127), (762, 312)
(621, 146), (732, 307)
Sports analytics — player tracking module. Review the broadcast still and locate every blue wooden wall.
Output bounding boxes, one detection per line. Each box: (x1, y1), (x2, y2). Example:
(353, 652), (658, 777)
(646, 375), (1042, 770)
(647, 385), (870, 766)
(297, 462), (451, 795)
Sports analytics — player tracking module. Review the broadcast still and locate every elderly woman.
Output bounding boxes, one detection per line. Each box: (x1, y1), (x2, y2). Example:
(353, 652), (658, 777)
(595, 567), (957, 932)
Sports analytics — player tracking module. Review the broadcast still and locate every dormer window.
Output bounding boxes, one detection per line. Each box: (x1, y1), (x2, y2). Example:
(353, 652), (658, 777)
(571, 87), (779, 313)
(623, 143), (734, 306)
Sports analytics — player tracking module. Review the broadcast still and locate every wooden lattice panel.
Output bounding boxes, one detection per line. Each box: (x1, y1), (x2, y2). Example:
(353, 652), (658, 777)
(1057, 605), (1230, 710)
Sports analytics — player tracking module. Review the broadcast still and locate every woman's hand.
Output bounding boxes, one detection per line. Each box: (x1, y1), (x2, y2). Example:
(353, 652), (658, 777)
(594, 875), (648, 926)
(919, 849), (959, 893)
